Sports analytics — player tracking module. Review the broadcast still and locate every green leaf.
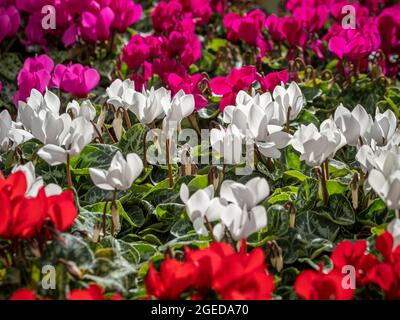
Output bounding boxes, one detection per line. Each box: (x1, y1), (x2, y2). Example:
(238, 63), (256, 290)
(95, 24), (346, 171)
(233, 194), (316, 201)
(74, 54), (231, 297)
(284, 170), (308, 182)
(326, 180), (348, 196)
(117, 123), (147, 157)
(266, 205), (289, 237)
(318, 194), (355, 226)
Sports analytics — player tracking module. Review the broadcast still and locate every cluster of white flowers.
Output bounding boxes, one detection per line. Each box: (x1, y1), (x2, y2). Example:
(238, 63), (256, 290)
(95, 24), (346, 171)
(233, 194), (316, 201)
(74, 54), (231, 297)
(107, 79), (194, 133)
(180, 177), (269, 241)
(211, 82), (303, 164)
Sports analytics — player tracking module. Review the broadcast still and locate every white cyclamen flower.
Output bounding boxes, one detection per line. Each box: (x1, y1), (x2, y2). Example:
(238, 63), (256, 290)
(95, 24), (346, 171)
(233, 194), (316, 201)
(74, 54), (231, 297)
(334, 104), (371, 146)
(368, 151), (400, 210)
(66, 100), (96, 121)
(180, 184), (225, 236)
(37, 116), (94, 165)
(17, 88), (60, 131)
(106, 79), (136, 110)
(273, 81), (304, 123)
(89, 151), (143, 191)
(129, 87), (169, 125)
(161, 90), (195, 136)
(364, 109), (397, 146)
(213, 177), (269, 241)
(291, 119), (346, 167)
(12, 162), (62, 197)
(210, 124), (244, 165)
(0, 110), (33, 151)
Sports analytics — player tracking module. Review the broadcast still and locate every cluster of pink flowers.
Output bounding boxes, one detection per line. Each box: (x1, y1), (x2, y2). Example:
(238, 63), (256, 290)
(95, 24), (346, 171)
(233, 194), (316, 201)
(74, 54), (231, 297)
(0, 1), (20, 44)
(223, 9), (269, 59)
(14, 54), (100, 105)
(120, 0), (219, 109)
(0, 0), (142, 47)
(209, 65), (289, 110)
(220, 0), (399, 77)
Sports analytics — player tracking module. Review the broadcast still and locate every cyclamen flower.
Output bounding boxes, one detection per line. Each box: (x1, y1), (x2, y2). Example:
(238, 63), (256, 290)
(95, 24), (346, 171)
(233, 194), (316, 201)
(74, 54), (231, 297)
(79, 7), (115, 43)
(368, 151), (400, 211)
(51, 63), (100, 98)
(0, 170), (77, 239)
(9, 284), (122, 300)
(223, 9), (267, 52)
(108, 0), (142, 33)
(89, 151), (143, 191)
(273, 81), (304, 123)
(13, 54), (54, 105)
(37, 116), (95, 166)
(130, 86), (170, 125)
(210, 124), (244, 165)
(257, 70), (289, 93)
(0, 5), (20, 43)
(210, 66), (256, 110)
(161, 90), (195, 136)
(334, 104), (371, 146)
(68, 284), (123, 300)
(0, 110), (33, 152)
(291, 119), (346, 167)
(167, 73), (208, 110)
(66, 100), (96, 121)
(107, 79), (136, 110)
(295, 266), (354, 300)
(145, 243), (274, 300)
(180, 177), (269, 241)
(364, 231), (400, 299)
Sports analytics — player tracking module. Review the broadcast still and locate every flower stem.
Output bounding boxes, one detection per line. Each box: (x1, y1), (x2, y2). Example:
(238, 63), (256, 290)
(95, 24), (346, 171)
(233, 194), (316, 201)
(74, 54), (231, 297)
(66, 154), (73, 189)
(123, 109), (132, 129)
(324, 159), (330, 180)
(166, 139), (174, 188)
(320, 164), (329, 206)
(143, 128), (148, 168)
(111, 189), (118, 236)
(204, 216), (216, 243)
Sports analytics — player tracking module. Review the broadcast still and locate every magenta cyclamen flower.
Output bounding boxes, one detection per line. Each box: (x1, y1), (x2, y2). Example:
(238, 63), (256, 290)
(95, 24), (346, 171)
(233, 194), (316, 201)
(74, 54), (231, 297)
(51, 63), (100, 98)
(167, 72), (208, 110)
(257, 70), (289, 93)
(223, 9), (266, 47)
(13, 54), (54, 106)
(328, 22), (381, 62)
(108, 0), (142, 32)
(210, 66), (256, 110)
(293, 6), (329, 33)
(80, 7), (115, 43)
(16, 0), (48, 13)
(0, 5), (20, 44)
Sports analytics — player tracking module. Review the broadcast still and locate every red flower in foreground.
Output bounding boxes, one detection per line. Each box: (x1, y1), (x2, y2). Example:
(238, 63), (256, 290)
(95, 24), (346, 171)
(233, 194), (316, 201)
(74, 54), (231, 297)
(9, 289), (37, 300)
(0, 171), (77, 239)
(331, 240), (379, 284)
(145, 257), (196, 300)
(9, 284), (122, 300)
(295, 266), (354, 300)
(364, 232), (400, 299)
(68, 284), (123, 300)
(145, 243), (274, 300)
(210, 66), (256, 110)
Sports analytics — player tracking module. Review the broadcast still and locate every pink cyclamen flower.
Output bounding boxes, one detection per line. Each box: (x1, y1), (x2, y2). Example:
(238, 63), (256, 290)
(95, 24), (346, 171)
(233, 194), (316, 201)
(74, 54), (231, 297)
(265, 14), (283, 43)
(108, 0), (142, 32)
(16, 0), (48, 13)
(223, 9), (266, 46)
(210, 66), (256, 110)
(167, 72), (208, 110)
(0, 5), (20, 43)
(328, 22), (381, 62)
(13, 54), (54, 106)
(293, 5), (329, 33)
(257, 70), (289, 93)
(121, 34), (151, 71)
(51, 63), (100, 98)
(80, 7), (115, 43)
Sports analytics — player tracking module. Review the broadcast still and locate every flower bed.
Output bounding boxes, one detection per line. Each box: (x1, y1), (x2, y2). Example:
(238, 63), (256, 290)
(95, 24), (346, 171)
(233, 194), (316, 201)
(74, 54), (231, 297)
(0, 0), (400, 301)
